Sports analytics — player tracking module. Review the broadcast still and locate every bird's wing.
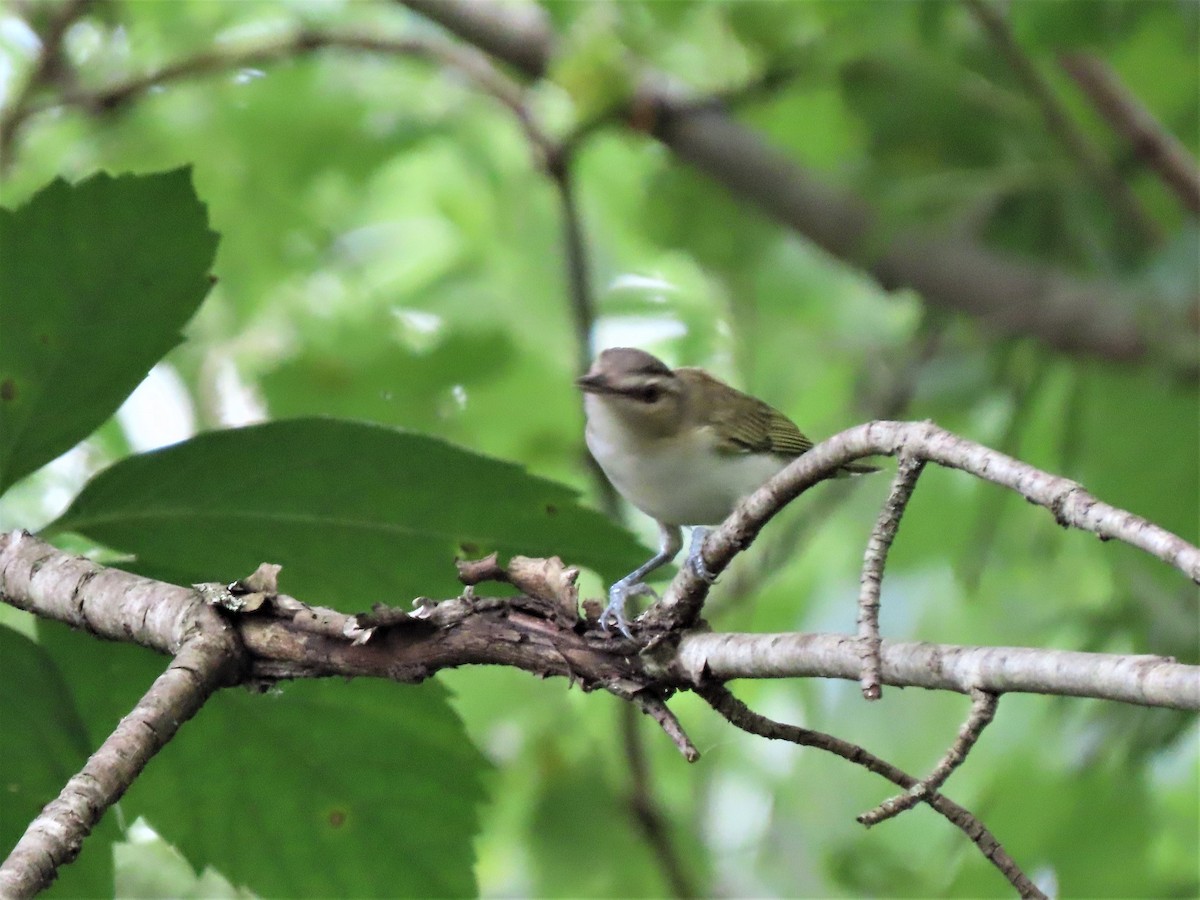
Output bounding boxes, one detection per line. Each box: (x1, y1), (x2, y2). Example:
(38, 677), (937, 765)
(684, 370), (814, 458)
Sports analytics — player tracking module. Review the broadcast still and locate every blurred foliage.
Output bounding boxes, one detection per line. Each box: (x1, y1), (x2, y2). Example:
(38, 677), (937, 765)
(0, 0), (1196, 897)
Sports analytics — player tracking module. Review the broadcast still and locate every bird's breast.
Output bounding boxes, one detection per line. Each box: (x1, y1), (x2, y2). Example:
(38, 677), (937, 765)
(584, 402), (789, 526)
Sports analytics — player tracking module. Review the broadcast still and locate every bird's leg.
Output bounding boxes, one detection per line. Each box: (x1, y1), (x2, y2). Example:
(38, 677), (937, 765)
(601, 522), (682, 638)
(685, 526), (718, 584)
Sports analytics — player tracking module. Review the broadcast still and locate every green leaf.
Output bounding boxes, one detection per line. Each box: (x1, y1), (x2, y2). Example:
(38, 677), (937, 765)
(47, 418), (646, 607)
(0, 626), (115, 897)
(261, 325), (513, 433)
(37, 621), (488, 898)
(0, 168), (218, 493)
(146, 680), (487, 898)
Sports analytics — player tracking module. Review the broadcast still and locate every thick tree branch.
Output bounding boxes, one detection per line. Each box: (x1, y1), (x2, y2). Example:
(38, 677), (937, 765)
(5, 530), (1196, 712)
(6, 4), (1183, 366)
(670, 630), (1197, 710)
(399, 0), (1187, 369)
(3, 521), (1195, 891)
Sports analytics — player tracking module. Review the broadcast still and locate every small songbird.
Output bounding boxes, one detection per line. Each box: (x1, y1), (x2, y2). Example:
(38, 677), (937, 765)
(577, 347), (877, 636)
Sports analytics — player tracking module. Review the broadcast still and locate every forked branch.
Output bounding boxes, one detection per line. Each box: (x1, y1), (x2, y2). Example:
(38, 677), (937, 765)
(696, 683), (1045, 899)
(655, 420), (1200, 629)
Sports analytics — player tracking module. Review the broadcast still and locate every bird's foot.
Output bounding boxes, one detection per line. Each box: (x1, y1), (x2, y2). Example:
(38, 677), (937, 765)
(685, 527), (718, 584)
(600, 580), (658, 639)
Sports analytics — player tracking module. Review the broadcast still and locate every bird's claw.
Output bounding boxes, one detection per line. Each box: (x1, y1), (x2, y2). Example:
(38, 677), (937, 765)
(600, 581), (657, 639)
(685, 527), (718, 585)
(688, 550), (717, 585)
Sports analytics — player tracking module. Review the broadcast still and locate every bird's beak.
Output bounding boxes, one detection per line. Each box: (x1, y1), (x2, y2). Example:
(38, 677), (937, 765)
(576, 372), (615, 394)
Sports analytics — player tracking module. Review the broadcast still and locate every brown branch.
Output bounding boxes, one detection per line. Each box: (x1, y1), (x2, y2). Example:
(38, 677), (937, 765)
(696, 683), (1045, 898)
(857, 452), (926, 700)
(549, 149), (622, 514)
(400, 0), (1186, 369)
(632, 692), (700, 764)
(1059, 52), (1200, 215)
(963, 0), (1161, 245)
(859, 689), (1000, 827)
(653, 420), (1200, 631)
(3, 524), (1195, 889)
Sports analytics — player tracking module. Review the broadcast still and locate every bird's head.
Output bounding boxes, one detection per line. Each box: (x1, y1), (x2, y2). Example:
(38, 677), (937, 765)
(576, 347), (686, 438)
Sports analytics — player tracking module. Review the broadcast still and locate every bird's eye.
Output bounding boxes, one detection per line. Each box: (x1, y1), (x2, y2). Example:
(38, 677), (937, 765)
(638, 386), (661, 403)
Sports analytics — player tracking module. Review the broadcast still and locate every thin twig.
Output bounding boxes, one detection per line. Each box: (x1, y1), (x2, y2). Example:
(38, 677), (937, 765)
(859, 689), (1000, 826)
(697, 683), (1045, 898)
(546, 129), (692, 887)
(1059, 52), (1200, 215)
(857, 452), (926, 699)
(549, 151), (622, 513)
(3, 29), (533, 165)
(631, 692), (700, 763)
(963, 0), (1160, 245)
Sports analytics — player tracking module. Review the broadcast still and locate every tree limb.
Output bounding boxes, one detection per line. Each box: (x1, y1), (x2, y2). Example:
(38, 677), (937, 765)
(1059, 51), (1200, 215)
(0, 533), (244, 898)
(399, 0), (1186, 369)
(3, 520), (1196, 891)
(669, 630), (1197, 710)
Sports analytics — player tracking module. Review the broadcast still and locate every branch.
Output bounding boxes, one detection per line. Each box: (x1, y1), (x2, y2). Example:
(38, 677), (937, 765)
(857, 452), (926, 700)
(964, 0), (1160, 244)
(0, 532), (243, 898)
(3, 524), (1196, 889)
(399, 0), (1186, 369)
(696, 684), (1046, 898)
(1059, 52), (1200, 215)
(670, 631), (1198, 711)
(654, 420), (1200, 629)
(858, 689), (1000, 827)
(3, 28), (533, 157)
(618, 705), (697, 898)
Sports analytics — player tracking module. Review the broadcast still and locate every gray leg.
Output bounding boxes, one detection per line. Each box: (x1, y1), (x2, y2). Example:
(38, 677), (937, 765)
(601, 522), (682, 637)
(684, 526), (717, 584)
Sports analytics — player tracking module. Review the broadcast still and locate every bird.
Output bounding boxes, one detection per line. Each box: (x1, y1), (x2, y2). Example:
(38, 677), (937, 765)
(577, 346), (877, 636)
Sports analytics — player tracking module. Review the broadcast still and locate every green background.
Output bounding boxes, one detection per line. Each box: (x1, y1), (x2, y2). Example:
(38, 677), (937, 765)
(0, 1), (1196, 897)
